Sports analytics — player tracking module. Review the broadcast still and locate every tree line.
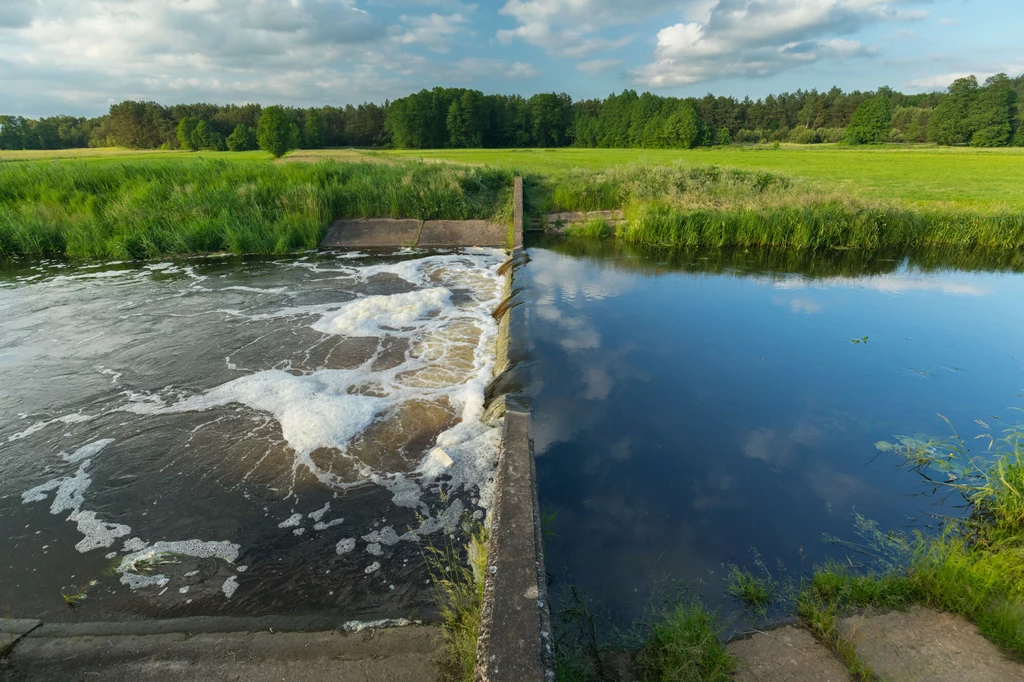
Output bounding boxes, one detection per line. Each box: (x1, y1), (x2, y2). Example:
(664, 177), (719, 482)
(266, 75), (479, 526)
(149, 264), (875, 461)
(2, 74), (1021, 152)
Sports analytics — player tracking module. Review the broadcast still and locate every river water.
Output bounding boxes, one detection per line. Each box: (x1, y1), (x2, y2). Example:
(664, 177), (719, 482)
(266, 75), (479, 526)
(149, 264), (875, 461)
(521, 239), (1024, 628)
(0, 249), (504, 622)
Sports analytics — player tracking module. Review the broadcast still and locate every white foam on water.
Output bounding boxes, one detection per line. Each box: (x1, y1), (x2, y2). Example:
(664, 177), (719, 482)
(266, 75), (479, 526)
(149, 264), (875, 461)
(222, 575), (240, 598)
(277, 513), (303, 529)
(310, 288), (452, 338)
(116, 539), (241, 590)
(8, 412), (98, 442)
(21, 439), (242, 596)
(21, 439), (131, 552)
(222, 286), (288, 295)
(308, 503), (330, 522)
(123, 251), (507, 511)
(314, 518), (344, 531)
(63, 438), (116, 463)
(336, 538), (356, 554)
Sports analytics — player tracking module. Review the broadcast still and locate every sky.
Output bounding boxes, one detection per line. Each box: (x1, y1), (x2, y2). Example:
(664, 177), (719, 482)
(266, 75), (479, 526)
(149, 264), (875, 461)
(1, 0), (1022, 117)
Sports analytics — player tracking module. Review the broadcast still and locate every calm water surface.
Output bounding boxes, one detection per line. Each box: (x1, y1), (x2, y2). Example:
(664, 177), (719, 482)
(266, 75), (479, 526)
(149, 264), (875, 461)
(522, 239), (1024, 627)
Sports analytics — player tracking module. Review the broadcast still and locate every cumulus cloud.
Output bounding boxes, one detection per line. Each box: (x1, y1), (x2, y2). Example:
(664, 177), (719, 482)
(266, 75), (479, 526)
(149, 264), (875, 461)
(633, 0), (926, 87)
(496, 0), (679, 57)
(393, 12), (469, 53)
(0, 0), (537, 114)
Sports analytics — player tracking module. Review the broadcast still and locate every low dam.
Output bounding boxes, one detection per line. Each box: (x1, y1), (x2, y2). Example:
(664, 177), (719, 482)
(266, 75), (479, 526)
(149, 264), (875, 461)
(0, 176), (553, 680)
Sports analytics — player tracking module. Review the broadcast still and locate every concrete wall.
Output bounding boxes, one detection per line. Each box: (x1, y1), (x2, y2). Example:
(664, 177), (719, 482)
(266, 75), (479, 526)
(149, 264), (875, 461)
(529, 209), (626, 234)
(475, 174), (553, 681)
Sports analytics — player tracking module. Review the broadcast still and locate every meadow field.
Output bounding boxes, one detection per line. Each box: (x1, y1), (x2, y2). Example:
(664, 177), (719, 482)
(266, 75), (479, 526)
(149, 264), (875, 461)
(2, 145), (1024, 258)
(4, 144), (1024, 211)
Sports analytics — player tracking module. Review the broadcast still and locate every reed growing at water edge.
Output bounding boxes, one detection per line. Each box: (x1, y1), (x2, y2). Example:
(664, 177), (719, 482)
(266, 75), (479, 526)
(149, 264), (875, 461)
(0, 159), (514, 259)
(527, 162), (1024, 251)
(800, 419), (1024, 660)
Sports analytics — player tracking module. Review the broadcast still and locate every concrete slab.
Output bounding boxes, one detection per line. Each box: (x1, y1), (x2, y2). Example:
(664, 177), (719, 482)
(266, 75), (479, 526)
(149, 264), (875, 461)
(0, 621), (40, 655)
(322, 218), (421, 248)
(417, 220), (507, 247)
(475, 410), (554, 682)
(1, 625), (441, 682)
(839, 606), (1024, 682)
(727, 625), (852, 682)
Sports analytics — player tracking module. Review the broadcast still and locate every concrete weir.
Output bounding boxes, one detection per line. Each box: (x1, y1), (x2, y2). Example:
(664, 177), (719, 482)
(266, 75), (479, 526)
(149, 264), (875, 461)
(322, 176), (554, 680)
(0, 177), (552, 682)
(475, 178), (553, 681)
(321, 218), (510, 249)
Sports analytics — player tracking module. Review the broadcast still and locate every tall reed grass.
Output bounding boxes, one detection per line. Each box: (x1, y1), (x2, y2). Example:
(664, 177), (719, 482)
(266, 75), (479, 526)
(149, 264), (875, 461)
(618, 201), (1024, 250)
(0, 159), (514, 259)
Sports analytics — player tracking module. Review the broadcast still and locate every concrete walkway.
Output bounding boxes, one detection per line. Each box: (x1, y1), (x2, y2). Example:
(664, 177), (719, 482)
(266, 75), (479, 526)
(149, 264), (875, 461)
(728, 607), (1024, 682)
(1, 620), (440, 682)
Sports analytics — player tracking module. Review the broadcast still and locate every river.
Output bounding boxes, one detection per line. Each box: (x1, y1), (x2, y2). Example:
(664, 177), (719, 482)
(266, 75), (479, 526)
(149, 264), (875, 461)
(0, 248), (504, 622)
(521, 239), (1024, 628)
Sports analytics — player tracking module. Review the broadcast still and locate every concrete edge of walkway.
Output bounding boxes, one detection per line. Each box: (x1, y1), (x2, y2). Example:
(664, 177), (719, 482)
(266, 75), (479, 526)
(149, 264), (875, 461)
(474, 410), (554, 682)
(2, 615), (419, 640)
(474, 179), (554, 682)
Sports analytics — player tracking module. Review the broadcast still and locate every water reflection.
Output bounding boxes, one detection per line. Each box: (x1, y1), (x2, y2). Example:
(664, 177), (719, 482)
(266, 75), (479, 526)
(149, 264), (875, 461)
(522, 238), (1024, 628)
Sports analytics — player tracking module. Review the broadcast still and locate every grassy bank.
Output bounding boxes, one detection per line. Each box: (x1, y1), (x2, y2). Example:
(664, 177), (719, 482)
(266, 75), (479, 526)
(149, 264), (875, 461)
(425, 524), (490, 682)
(0, 159), (513, 259)
(3, 150), (1024, 259)
(378, 146), (1024, 212)
(519, 162), (1024, 250)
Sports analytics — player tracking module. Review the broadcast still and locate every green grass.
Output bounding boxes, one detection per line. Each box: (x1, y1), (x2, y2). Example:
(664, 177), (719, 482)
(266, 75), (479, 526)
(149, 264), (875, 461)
(4, 146), (1024, 259)
(424, 523), (490, 682)
(617, 200), (1024, 250)
(0, 159), (514, 259)
(6, 145), (1024, 211)
(633, 602), (735, 682)
(724, 567), (778, 614)
(801, 420), (1024, 660)
(378, 145), (1024, 212)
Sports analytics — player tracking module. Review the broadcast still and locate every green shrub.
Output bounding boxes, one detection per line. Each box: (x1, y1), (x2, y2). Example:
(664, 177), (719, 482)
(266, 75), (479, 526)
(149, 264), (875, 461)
(257, 105), (299, 158)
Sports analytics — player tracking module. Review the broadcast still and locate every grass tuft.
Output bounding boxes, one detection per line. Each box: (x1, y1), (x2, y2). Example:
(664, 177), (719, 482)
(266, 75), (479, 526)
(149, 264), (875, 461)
(424, 522), (490, 682)
(803, 419), (1024, 661)
(634, 601), (735, 682)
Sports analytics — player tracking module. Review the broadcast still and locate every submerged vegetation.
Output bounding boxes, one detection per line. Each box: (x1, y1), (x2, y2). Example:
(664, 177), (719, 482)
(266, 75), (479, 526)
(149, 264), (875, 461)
(546, 419), (1024, 681)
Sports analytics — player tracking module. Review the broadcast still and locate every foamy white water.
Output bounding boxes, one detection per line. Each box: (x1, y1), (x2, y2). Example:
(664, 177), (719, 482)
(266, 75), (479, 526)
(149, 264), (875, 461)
(2, 248), (506, 618)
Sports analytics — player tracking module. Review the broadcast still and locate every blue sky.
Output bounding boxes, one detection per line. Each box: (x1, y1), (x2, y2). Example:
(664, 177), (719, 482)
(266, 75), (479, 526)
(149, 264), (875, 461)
(1, 0), (1021, 117)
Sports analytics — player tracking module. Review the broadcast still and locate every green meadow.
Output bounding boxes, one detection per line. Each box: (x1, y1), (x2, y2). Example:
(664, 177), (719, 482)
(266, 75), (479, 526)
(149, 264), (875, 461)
(2, 145), (1024, 258)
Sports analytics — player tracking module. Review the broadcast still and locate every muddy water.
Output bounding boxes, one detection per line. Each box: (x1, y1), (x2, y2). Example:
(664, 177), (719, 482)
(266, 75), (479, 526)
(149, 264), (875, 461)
(0, 249), (504, 622)
(521, 240), (1024, 628)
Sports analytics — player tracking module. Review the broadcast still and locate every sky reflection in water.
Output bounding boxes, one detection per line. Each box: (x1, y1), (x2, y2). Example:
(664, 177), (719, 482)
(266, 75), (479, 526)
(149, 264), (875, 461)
(522, 241), (1024, 626)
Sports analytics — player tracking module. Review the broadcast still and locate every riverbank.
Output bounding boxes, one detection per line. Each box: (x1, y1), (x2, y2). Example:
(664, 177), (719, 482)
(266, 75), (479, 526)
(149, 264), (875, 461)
(3, 153), (1024, 260)
(0, 160), (514, 259)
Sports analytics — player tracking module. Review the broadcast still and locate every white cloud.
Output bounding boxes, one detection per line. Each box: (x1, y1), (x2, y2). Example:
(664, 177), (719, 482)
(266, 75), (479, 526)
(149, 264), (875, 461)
(903, 72), (981, 90)
(576, 58), (623, 74)
(497, 0), (678, 57)
(633, 0), (926, 87)
(393, 12), (469, 53)
(0, 0), (534, 114)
